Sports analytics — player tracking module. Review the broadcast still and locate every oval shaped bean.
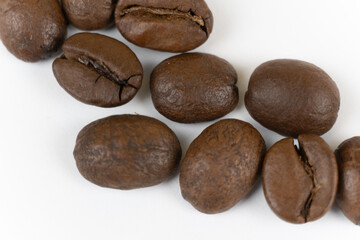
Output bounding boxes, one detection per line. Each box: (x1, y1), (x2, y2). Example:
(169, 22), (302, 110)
(74, 115), (182, 190)
(115, 0), (213, 52)
(180, 119), (266, 214)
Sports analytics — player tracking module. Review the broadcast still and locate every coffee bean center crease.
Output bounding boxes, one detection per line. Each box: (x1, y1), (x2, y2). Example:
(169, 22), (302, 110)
(77, 55), (141, 89)
(119, 6), (208, 34)
(296, 145), (320, 222)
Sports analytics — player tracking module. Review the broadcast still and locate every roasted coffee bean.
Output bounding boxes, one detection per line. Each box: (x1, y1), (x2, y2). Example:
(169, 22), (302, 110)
(262, 134), (338, 224)
(62, 0), (116, 30)
(245, 59), (340, 137)
(335, 137), (360, 225)
(74, 115), (182, 190)
(0, 0), (66, 62)
(53, 33), (143, 107)
(180, 119), (266, 214)
(151, 53), (239, 123)
(115, 0), (213, 52)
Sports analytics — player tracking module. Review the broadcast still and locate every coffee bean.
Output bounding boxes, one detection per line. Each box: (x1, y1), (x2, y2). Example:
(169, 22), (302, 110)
(74, 115), (182, 190)
(245, 59), (340, 137)
(62, 0), (116, 30)
(180, 119), (266, 214)
(53, 33), (143, 107)
(151, 53), (239, 123)
(0, 0), (66, 62)
(115, 0), (213, 52)
(335, 137), (360, 225)
(262, 134), (338, 224)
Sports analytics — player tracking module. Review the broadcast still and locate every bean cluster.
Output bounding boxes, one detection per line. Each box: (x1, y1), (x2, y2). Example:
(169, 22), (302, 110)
(0, 0), (359, 226)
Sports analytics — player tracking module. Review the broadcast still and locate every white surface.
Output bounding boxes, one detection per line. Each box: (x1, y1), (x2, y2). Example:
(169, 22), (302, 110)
(1, 0), (360, 239)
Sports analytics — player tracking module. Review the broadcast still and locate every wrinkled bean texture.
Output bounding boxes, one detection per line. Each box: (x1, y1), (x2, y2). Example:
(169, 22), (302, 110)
(262, 134), (338, 224)
(53, 33), (143, 107)
(180, 119), (266, 214)
(62, 0), (116, 30)
(336, 137), (360, 225)
(0, 0), (66, 62)
(151, 53), (239, 123)
(115, 0), (213, 52)
(74, 115), (182, 190)
(245, 59), (340, 137)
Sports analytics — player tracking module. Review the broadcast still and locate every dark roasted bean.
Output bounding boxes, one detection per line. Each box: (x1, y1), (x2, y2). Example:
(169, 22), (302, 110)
(74, 115), (182, 190)
(115, 0), (213, 52)
(180, 119), (266, 214)
(53, 33), (143, 107)
(0, 0), (66, 62)
(245, 59), (340, 137)
(262, 134), (338, 224)
(62, 0), (116, 30)
(151, 53), (239, 123)
(336, 137), (360, 225)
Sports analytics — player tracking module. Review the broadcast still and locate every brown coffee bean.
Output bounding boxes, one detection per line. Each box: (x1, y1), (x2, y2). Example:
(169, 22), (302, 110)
(335, 137), (360, 225)
(151, 53), (239, 123)
(262, 134), (338, 224)
(62, 0), (116, 30)
(180, 119), (266, 214)
(115, 0), (213, 52)
(245, 59), (340, 137)
(53, 33), (143, 107)
(74, 115), (182, 190)
(0, 0), (66, 62)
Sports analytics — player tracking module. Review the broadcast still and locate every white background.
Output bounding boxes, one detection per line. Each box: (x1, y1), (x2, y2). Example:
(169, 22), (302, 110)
(1, 0), (360, 239)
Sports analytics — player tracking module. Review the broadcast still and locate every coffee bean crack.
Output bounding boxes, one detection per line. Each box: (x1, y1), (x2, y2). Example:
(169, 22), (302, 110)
(295, 145), (320, 222)
(62, 55), (142, 102)
(119, 6), (208, 35)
